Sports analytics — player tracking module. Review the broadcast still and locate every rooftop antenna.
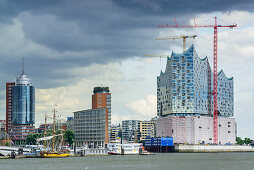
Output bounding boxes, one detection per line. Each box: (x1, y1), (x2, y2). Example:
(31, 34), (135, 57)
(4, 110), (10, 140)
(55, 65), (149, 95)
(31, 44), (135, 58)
(22, 57), (24, 75)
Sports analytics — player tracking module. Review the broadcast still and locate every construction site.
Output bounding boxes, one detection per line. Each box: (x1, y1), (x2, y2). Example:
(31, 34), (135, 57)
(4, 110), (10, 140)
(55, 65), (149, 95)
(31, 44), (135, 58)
(150, 17), (239, 147)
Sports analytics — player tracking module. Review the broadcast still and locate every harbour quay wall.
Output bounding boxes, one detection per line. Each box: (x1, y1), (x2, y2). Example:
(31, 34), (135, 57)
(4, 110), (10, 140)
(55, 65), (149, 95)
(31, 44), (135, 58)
(76, 148), (109, 156)
(174, 144), (254, 152)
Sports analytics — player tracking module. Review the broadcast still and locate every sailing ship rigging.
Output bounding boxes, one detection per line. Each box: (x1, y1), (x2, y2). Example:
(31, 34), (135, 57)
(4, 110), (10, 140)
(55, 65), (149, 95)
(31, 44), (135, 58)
(37, 106), (70, 158)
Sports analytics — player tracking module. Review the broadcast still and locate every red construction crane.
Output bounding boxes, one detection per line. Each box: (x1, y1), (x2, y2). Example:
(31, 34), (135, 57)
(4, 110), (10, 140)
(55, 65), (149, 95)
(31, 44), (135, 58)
(158, 17), (237, 144)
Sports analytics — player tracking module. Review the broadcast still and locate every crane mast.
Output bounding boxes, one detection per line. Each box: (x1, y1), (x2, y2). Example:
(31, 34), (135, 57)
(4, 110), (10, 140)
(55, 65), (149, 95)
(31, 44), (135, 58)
(158, 17), (237, 144)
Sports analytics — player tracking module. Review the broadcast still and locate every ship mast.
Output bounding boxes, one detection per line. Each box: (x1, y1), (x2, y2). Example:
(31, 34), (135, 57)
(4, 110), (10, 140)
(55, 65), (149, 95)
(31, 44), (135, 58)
(44, 114), (47, 150)
(52, 107), (56, 152)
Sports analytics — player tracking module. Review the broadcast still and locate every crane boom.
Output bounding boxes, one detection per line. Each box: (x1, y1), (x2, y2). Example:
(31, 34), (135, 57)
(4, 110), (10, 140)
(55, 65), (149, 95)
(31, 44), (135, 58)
(157, 17), (237, 144)
(143, 54), (168, 58)
(156, 35), (197, 52)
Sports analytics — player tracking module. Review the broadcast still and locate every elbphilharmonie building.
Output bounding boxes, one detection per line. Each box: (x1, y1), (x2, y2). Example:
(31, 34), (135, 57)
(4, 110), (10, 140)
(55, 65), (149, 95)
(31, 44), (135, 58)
(156, 45), (236, 144)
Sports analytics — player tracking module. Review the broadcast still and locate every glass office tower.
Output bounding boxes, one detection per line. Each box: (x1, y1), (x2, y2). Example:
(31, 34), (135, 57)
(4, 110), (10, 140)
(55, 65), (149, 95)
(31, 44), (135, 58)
(12, 73), (35, 124)
(11, 70), (35, 142)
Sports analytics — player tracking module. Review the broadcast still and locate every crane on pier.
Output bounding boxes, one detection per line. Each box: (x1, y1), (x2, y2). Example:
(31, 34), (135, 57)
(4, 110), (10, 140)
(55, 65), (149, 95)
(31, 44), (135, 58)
(156, 35), (197, 52)
(157, 17), (237, 144)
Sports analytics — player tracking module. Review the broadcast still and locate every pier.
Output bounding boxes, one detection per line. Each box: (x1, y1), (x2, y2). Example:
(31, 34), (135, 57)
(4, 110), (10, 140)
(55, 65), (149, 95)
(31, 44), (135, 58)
(174, 144), (254, 152)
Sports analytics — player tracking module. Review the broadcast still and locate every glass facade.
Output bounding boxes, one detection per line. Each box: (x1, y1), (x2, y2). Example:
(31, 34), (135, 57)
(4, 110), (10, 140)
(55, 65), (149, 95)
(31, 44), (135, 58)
(157, 45), (233, 117)
(122, 120), (140, 141)
(12, 85), (35, 124)
(74, 108), (107, 147)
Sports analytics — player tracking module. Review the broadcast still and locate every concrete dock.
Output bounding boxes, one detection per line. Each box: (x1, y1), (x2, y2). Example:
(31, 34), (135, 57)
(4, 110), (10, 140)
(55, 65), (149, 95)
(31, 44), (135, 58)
(175, 144), (254, 152)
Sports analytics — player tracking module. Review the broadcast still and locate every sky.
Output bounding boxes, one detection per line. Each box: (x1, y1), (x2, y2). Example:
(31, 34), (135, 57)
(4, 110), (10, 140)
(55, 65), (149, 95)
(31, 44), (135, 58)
(0, 0), (254, 139)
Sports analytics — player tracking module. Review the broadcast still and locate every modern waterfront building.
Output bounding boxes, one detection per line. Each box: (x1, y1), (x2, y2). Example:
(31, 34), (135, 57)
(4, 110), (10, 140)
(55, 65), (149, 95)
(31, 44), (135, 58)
(157, 45), (233, 117)
(156, 45), (235, 144)
(122, 120), (139, 141)
(110, 124), (120, 141)
(9, 62), (36, 143)
(6, 82), (15, 134)
(138, 121), (156, 141)
(74, 108), (107, 147)
(92, 87), (111, 143)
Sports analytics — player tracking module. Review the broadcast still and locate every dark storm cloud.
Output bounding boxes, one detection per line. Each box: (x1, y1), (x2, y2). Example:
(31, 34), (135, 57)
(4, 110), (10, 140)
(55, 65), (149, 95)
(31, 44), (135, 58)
(113, 0), (254, 15)
(0, 0), (253, 88)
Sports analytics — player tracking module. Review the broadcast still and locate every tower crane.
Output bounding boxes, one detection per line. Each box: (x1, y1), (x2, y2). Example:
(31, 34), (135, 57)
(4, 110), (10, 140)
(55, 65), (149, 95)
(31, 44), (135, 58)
(156, 35), (197, 52)
(157, 17), (237, 144)
(143, 54), (168, 58)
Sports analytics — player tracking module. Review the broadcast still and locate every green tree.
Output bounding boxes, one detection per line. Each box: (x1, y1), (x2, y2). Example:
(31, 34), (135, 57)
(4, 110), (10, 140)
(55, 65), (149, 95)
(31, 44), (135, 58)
(5, 142), (10, 146)
(26, 133), (39, 145)
(236, 137), (244, 145)
(64, 130), (75, 147)
(243, 138), (252, 145)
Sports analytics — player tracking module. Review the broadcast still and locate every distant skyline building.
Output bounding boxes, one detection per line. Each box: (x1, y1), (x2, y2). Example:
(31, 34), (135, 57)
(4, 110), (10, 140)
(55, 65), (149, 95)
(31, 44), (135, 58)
(92, 87), (111, 143)
(6, 82), (15, 134)
(9, 59), (36, 143)
(66, 117), (74, 131)
(110, 124), (120, 141)
(138, 121), (156, 141)
(0, 120), (6, 140)
(122, 120), (139, 141)
(0, 120), (6, 131)
(37, 123), (52, 134)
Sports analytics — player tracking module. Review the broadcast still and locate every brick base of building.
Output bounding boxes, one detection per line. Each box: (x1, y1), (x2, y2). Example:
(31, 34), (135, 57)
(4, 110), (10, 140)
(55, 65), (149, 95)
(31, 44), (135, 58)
(156, 115), (236, 144)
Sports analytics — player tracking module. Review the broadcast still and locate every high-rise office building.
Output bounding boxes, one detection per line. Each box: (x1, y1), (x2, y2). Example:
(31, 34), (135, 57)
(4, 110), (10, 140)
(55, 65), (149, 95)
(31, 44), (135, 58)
(10, 61), (36, 143)
(92, 87), (111, 143)
(74, 108), (107, 147)
(6, 82), (15, 134)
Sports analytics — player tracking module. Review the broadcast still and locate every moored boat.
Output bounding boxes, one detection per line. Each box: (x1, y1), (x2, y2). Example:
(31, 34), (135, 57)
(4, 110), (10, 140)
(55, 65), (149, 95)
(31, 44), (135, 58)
(37, 107), (70, 158)
(107, 143), (142, 155)
(40, 151), (70, 158)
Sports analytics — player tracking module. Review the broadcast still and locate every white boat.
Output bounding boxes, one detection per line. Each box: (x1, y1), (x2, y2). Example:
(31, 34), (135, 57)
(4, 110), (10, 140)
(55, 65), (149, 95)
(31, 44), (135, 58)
(107, 143), (142, 155)
(0, 146), (31, 156)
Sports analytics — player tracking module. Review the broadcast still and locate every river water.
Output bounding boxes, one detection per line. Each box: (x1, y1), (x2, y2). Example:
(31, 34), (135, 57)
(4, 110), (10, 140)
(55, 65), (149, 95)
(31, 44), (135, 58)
(1, 152), (254, 170)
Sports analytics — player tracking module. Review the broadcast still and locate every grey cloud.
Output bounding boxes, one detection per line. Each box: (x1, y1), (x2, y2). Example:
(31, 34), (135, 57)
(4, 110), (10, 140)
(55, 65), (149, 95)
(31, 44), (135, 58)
(113, 0), (254, 15)
(0, 0), (252, 90)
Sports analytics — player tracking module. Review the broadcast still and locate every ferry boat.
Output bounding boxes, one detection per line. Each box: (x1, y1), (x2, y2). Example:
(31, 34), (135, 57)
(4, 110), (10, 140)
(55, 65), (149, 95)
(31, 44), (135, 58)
(107, 143), (142, 155)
